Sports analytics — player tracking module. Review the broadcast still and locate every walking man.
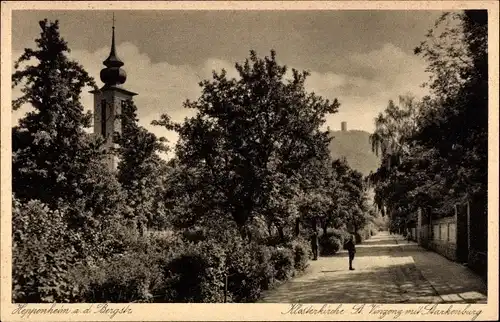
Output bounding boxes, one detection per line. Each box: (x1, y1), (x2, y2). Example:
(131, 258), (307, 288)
(311, 229), (319, 260)
(345, 234), (356, 270)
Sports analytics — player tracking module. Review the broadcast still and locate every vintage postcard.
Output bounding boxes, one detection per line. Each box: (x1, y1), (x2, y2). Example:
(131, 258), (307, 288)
(1, 1), (498, 321)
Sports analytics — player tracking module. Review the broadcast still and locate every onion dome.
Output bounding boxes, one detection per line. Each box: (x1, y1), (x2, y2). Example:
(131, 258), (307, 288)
(100, 25), (127, 86)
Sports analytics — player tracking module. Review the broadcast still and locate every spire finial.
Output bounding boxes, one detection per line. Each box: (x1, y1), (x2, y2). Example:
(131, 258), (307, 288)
(100, 12), (126, 86)
(110, 13), (116, 56)
(102, 12), (123, 68)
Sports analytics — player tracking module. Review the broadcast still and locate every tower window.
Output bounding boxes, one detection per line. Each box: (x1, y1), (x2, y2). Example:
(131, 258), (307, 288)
(101, 99), (107, 137)
(121, 100), (128, 129)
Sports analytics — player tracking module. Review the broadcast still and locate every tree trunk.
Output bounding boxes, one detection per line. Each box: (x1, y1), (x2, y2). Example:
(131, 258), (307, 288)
(277, 225), (284, 242)
(295, 218), (300, 237)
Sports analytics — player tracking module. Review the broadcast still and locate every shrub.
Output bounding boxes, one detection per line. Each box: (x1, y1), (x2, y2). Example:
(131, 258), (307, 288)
(101, 221), (146, 255)
(13, 196), (306, 304)
(327, 229), (351, 249)
(12, 199), (79, 302)
(355, 232), (362, 244)
(66, 226), (188, 303)
(226, 242), (264, 302)
(264, 234), (293, 247)
(319, 234), (343, 256)
(225, 237), (286, 302)
(355, 228), (371, 244)
(69, 227), (183, 303)
(253, 245), (276, 291)
(287, 238), (311, 271)
(159, 240), (226, 302)
(12, 197), (152, 303)
(71, 232), (304, 304)
(270, 247), (295, 281)
(148, 230), (184, 257)
(71, 251), (162, 303)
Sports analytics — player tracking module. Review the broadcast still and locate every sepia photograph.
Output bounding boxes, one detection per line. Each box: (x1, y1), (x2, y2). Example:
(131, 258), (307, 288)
(1, 1), (498, 321)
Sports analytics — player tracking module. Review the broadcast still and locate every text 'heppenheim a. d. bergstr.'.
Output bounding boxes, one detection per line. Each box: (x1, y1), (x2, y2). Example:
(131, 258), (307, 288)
(12, 303), (133, 319)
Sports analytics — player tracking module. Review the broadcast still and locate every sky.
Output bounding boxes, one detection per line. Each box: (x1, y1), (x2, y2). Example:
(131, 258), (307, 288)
(11, 10), (444, 151)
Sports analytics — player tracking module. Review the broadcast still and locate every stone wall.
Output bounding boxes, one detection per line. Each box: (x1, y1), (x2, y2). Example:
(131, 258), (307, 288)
(427, 215), (458, 261)
(416, 203), (486, 282)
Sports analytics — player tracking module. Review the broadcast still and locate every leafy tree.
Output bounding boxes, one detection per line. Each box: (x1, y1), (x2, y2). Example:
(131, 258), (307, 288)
(369, 11), (488, 240)
(154, 50), (339, 239)
(369, 96), (420, 169)
(13, 19), (93, 204)
(11, 19), (127, 259)
(330, 159), (370, 233)
(12, 199), (77, 302)
(412, 10), (488, 250)
(115, 100), (170, 231)
(413, 11), (487, 205)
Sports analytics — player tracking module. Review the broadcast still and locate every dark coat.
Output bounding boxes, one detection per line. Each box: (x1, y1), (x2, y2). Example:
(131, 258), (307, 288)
(345, 236), (356, 253)
(311, 231), (319, 249)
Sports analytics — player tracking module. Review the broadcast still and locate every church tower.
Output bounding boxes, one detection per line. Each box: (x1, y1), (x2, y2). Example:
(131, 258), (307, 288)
(91, 18), (137, 170)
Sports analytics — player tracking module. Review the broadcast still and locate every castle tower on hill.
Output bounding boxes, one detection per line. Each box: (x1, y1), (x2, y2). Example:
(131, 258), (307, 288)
(90, 17), (137, 170)
(341, 121), (347, 132)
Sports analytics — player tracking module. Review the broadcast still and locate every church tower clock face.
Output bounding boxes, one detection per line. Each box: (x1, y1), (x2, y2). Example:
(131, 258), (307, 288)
(90, 15), (137, 170)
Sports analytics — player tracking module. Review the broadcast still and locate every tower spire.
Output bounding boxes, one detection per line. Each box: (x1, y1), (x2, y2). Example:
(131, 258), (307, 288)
(100, 13), (127, 86)
(91, 13), (137, 170)
(103, 13), (123, 68)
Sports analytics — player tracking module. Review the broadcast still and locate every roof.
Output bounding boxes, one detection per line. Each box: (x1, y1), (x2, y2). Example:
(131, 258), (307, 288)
(89, 85), (138, 97)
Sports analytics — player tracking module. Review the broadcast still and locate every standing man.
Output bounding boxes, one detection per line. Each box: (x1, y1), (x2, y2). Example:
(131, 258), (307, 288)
(345, 234), (356, 270)
(311, 229), (319, 260)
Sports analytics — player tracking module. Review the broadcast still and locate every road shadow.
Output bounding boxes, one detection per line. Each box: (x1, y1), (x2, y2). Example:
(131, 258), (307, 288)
(262, 233), (487, 304)
(358, 239), (398, 246)
(261, 261), (486, 304)
(334, 246), (422, 258)
(261, 263), (440, 303)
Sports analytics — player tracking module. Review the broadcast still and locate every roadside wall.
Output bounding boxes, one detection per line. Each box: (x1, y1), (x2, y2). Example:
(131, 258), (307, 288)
(427, 215), (457, 261)
(415, 201), (487, 282)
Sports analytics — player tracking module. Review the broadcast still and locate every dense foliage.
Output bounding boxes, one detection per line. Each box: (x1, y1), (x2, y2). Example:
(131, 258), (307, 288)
(12, 19), (383, 303)
(154, 50), (341, 239)
(11, 20), (129, 270)
(115, 100), (171, 231)
(368, 11), (488, 251)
